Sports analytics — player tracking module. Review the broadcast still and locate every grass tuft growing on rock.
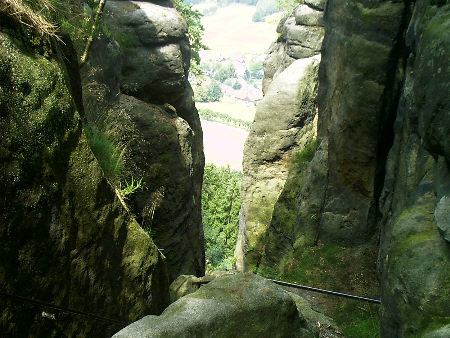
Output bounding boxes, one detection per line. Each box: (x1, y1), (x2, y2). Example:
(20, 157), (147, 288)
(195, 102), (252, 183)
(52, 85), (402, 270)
(0, 0), (58, 39)
(84, 123), (124, 179)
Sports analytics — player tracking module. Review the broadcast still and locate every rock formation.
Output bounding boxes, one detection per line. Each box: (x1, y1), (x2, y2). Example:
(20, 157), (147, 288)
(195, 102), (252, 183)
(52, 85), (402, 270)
(0, 21), (168, 337)
(82, 0), (205, 281)
(0, 0), (205, 335)
(239, 0), (449, 335)
(377, 1), (450, 336)
(235, 2), (325, 272)
(113, 273), (341, 337)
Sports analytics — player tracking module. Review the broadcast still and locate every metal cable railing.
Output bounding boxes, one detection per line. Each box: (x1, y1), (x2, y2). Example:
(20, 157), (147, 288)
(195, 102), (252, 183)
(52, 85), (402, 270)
(0, 291), (125, 326)
(0, 275), (380, 328)
(267, 279), (381, 304)
(193, 277), (381, 304)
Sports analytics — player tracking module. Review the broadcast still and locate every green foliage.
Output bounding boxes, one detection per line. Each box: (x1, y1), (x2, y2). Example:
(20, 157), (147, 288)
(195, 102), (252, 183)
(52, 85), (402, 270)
(266, 241), (380, 337)
(278, 243), (341, 285)
(208, 81), (224, 101)
(213, 62), (236, 83)
(258, 265), (281, 279)
(84, 123), (123, 179)
(173, 0), (208, 76)
(334, 302), (380, 338)
(53, 0), (102, 53)
(293, 140), (317, 168)
(120, 177), (143, 197)
(243, 69), (251, 81)
(232, 81), (242, 90)
(252, 0), (280, 22)
(195, 81), (223, 102)
(276, 0), (303, 11)
(202, 164), (242, 270)
(431, 0), (447, 6)
(249, 60), (264, 72)
(249, 59), (264, 79)
(199, 108), (252, 130)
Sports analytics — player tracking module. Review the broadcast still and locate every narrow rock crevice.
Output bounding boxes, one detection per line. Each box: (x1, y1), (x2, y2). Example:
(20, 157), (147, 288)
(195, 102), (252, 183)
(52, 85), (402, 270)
(374, 0), (414, 231)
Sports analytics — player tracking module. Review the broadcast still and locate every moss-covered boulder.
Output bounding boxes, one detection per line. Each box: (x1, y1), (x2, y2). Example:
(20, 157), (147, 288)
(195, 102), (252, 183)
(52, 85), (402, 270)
(377, 1), (450, 336)
(84, 93), (205, 281)
(113, 273), (334, 337)
(0, 21), (168, 337)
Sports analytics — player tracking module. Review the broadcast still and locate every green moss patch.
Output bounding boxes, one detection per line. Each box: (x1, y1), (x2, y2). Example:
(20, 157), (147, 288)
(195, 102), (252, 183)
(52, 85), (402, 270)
(334, 301), (380, 338)
(259, 241), (380, 337)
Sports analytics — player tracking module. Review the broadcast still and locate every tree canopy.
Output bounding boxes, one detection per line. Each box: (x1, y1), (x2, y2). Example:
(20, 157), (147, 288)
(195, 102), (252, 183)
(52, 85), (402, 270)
(173, 0), (208, 76)
(202, 164), (242, 270)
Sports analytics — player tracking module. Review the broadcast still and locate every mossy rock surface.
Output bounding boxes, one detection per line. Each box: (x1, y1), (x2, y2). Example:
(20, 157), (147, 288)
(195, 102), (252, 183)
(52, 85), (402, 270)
(377, 1), (450, 336)
(236, 56), (320, 272)
(114, 273), (327, 337)
(81, 0), (205, 281)
(94, 93), (205, 281)
(0, 24), (169, 337)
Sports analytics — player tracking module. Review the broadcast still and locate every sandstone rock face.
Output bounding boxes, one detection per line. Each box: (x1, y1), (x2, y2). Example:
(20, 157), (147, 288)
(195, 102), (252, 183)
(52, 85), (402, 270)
(105, 0), (189, 104)
(114, 273), (338, 337)
(295, 5), (324, 26)
(169, 271), (237, 303)
(93, 94), (204, 281)
(305, 0), (327, 11)
(377, 2), (450, 336)
(83, 0), (205, 281)
(256, 0), (407, 271)
(316, 0), (406, 244)
(235, 55), (320, 271)
(243, 0), (449, 335)
(236, 2), (324, 271)
(0, 25), (169, 337)
(263, 2), (325, 92)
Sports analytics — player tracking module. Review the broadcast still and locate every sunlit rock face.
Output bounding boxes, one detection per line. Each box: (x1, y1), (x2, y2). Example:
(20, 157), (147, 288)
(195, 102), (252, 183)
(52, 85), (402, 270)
(235, 1), (325, 272)
(238, 0), (406, 269)
(238, 0), (449, 336)
(262, 1), (325, 93)
(83, 0), (205, 281)
(0, 22), (169, 337)
(235, 55), (320, 272)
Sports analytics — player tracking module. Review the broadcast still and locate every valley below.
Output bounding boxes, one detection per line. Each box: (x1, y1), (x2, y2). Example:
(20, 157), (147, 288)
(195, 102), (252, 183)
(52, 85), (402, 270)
(201, 119), (248, 170)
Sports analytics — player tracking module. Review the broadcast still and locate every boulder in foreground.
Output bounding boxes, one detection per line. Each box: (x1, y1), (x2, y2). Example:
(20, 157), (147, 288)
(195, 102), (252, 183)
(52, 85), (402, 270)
(114, 273), (340, 337)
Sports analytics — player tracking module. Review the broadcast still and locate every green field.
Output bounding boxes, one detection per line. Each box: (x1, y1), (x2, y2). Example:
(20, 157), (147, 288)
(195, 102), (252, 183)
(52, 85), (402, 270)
(201, 4), (279, 56)
(196, 101), (256, 122)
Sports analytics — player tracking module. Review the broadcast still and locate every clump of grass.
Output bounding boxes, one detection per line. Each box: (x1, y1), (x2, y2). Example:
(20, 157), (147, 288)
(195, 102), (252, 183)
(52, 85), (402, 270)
(84, 124), (123, 179)
(0, 0), (58, 39)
